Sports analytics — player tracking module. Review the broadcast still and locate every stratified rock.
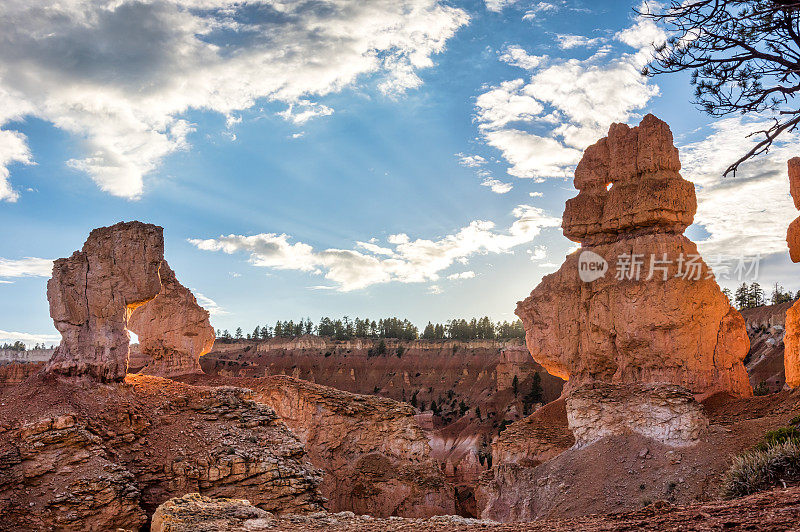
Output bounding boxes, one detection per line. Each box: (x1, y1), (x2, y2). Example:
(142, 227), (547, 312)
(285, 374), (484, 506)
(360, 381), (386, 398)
(44, 222), (164, 382)
(252, 375), (456, 518)
(128, 261), (215, 378)
(562, 114), (695, 246)
(565, 383), (708, 448)
(489, 398), (574, 468)
(516, 115), (751, 398)
(151, 493), (274, 532)
(0, 375), (324, 530)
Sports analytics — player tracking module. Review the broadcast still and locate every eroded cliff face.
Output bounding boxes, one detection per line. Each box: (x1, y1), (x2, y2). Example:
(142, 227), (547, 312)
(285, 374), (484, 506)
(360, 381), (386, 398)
(251, 375), (456, 518)
(128, 261), (215, 378)
(0, 375), (324, 530)
(201, 337), (564, 515)
(45, 222), (164, 382)
(783, 158), (800, 387)
(516, 114), (751, 399)
(741, 302), (791, 393)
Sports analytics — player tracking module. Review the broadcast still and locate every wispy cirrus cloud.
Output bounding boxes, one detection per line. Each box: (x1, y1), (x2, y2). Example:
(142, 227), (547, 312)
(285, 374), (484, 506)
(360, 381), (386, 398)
(680, 117), (800, 259)
(0, 257), (53, 281)
(189, 205), (559, 291)
(0, 0), (468, 201)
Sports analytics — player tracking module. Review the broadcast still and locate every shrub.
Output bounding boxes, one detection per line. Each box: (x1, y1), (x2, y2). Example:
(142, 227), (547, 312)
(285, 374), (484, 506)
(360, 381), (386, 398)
(755, 426), (800, 452)
(753, 381), (771, 396)
(721, 440), (800, 498)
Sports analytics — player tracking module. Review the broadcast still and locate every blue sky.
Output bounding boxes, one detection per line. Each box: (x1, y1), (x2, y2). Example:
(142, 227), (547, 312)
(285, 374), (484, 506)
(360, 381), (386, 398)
(1, 0), (798, 346)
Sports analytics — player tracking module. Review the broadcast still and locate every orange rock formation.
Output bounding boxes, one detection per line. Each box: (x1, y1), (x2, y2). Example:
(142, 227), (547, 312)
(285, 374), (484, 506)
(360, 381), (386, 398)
(44, 222), (214, 382)
(128, 261), (215, 378)
(45, 222), (164, 382)
(783, 158), (800, 387)
(516, 114), (751, 398)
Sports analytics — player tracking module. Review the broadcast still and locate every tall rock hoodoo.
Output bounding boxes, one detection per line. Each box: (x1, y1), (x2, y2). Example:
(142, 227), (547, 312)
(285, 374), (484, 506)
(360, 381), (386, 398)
(128, 261), (215, 378)
(45, 222), (164, 382)
(515, 114), (751, 400)
(44, 221), (215, 382)
(783, 157), (800, 387)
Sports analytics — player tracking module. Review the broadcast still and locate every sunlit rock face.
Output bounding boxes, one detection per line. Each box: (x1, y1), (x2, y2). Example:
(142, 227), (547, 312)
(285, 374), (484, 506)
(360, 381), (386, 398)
(515, 114), (751, 399)
(783, 158), (800, 387)
(128, 261), (215, 378)
(45, 221), (164, 382)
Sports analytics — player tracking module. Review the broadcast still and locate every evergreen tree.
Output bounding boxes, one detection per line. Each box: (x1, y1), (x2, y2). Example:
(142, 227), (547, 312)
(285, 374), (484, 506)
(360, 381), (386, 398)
(234, 327), (243, 340)
(734, 283), (749, 309)
(749, 282), (765, 308)
(252, 326), (260, 340)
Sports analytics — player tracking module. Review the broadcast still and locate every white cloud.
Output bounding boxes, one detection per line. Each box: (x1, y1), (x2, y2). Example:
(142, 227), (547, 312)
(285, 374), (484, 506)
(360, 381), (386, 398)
(499, 46), (547, 70)
(193, 291), (228, 316)
(475, 79), (544, 130)
(428, 284), (443, 294)
(189, 204), (559, 291)
(0, 330), (60, 348)
(277, 100), (334, 125)
(485, 0), (518, 13)
(0, 257), (53, 279)
(523, 2), (558, 21)
(480, 177), (513, 194)
(680, 117), (800, 259)
(447, 270), (475, 280)
(555, 34), (604, 50)
(615, 18), (666, 50)
(0, 130), (33, 202)
(527, 245), (547, 261)
(0, 0), (468, 200)
(456, 153), (487, 167)
(474, 14), (659, 180)
(529, 191), (543, 197)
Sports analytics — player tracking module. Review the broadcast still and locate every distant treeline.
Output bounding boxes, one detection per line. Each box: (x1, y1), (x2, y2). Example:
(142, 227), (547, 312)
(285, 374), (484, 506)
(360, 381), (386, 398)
(724, 282), (798, 310)
(215, 316), (525, 342)
(0, 341), (26, 352)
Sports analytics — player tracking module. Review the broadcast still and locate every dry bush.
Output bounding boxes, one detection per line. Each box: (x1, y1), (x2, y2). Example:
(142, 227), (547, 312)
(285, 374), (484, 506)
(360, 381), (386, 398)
(722, 440), (800, 498)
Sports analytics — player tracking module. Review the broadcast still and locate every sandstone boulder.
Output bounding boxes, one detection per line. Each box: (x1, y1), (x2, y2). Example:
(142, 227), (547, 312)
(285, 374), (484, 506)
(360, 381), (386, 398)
(516, 115), (751, 398)
(565, 383), (708, 448)
(45, 221), (164, 382)
(128, 261), (215, 378)
(151, 493), (274, 532)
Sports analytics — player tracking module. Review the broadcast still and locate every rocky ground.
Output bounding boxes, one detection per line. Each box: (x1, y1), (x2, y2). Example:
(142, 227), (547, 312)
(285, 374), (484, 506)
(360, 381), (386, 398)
(152, 486), (800, 531)
(0, 374), (324, 530)
(478, 387), (800, 521)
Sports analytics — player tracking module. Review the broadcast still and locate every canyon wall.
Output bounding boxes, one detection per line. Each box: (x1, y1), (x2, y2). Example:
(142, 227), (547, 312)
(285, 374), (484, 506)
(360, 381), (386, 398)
(249, 375), (455, 517)
(201, 336), (564, 515)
